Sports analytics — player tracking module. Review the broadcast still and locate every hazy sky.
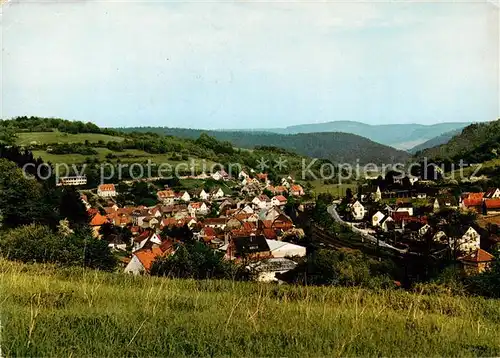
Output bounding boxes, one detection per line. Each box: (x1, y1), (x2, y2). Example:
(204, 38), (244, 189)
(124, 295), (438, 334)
(2, 0), (499, 129)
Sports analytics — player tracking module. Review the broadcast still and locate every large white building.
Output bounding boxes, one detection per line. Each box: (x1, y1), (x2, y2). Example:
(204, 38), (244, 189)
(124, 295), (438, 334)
(58, 176), (87, 186)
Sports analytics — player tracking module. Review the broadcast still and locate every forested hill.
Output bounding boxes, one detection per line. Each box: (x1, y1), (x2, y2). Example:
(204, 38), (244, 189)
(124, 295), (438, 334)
(119, 127), (410, 164)
(408, 129), (462, 154)
(414, 119), (500, 163)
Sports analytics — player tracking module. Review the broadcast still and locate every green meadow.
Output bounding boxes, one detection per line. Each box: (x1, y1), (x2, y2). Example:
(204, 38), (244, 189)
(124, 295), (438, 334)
(1, 260), (500, 357)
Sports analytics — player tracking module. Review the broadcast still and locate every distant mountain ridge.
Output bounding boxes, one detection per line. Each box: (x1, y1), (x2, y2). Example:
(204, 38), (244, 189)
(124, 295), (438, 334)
(118, 126), (410, 165)
(242, 121), (470, 150)
(408, 129), (463, 154)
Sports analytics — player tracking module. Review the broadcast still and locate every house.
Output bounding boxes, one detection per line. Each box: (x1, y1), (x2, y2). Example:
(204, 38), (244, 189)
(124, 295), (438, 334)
(212, 169), (229, 181)
(246, 258), (298, 282)
(252, 195), (271, 210)
(211, 171), (223, 181)
(395, 203), (414, 217)
(379, 215), (395, 232)
(188, 202), (209, 217)
(210, 187), (225, 199)
(434, 197), (458, 212)
(124, 247), (164, 275)
(202, 217), (227, 230)
(290, 185), (304, 197)
(271, 213), (294, 231)
(89, 211), (108, 237)
(262, 206), (282, 222)
(176, 191), (191, 202)
(256, 173), (268, 183)
(157, 189), (176, 203)
(372, 211), (386, 227)
(132, 230), (162, 252)
(265, 239), (306, 258)
(219, 198), (236, 213)
(238, 170), (249, 180)
(271, 195), (287, 207)
(374, 186), (382, 202)
(461, 192), (485, 212)
(450, 227), (481, 254)
(199, 227), (218, 243)
(141, 216), (159, 229)
(191, 188), (210, 201)
(350, 200), (366, 221)
(484, 188), (500, 199)
(241, 205), (254, 214)
(58, 175), (87, 186)
(223, 235), (271, 260)
(97, 184), (117, 198)
(459, 248), (495, 275)
(485, 199), (500, 214)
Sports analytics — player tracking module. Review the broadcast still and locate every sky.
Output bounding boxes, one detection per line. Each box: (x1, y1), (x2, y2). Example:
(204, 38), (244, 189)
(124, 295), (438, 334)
(1, 0), (499, 129)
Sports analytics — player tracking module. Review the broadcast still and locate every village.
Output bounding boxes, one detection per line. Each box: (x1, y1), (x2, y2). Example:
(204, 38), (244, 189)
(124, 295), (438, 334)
(336, 178), (500, 276)
(78, 169), (309, 281)
(76, 164), (500, 282)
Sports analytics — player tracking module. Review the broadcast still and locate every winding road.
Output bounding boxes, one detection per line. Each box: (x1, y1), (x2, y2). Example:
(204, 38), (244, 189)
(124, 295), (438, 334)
(327, 204), (408, 254)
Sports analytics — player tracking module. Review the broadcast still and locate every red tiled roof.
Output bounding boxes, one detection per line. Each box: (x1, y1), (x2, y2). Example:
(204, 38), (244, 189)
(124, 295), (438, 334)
(273, 195), (287, 202)
(190, 202), (203, 209)
(157, 190), (175, 199)
(391, 212), (410, 223)
(203, 218), (227, 226)
(262, 220), (273, 228)
(290, 185), (303, 192)
(486, 199), (500, 209)
(464, 198), (483, 207)
(98, 184), (116, 192)
(135, 247), (164, 272)
(262, 228), (277, 239)
(89, 212), (108, 226)
(274, 186), (288, 193)
(460, 248), (495, 263)
(201, 227), (217, 237)
(242, 222), (256, 231)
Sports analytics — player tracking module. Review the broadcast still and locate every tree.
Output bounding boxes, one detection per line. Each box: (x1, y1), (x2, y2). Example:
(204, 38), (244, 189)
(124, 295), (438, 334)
(150, 241), (237, 279)
(345, 188), (353, 201)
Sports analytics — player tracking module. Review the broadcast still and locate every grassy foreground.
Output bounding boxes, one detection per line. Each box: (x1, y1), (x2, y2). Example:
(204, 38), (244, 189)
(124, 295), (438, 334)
(1, 260), (500, 357)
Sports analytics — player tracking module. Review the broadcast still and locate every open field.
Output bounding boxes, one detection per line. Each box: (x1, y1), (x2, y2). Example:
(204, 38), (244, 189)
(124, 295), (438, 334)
(1, 260), (500, 356)
(15, 131), (124, 145)
(32, 148), (216, 169)
(309, 180), (357, 197)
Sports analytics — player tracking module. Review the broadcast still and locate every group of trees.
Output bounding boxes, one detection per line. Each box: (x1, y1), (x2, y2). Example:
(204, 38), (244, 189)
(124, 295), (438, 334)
(0, 147), (116, 271)
(50, 143), (98, 155)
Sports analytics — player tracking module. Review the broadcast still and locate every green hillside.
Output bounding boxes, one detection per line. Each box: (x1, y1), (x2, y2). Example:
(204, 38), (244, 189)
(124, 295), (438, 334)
(119, 127), (410, 165)
(2, 260), (500, 357)
(416, 119), (500, 163)
(15, 131), (124, 145)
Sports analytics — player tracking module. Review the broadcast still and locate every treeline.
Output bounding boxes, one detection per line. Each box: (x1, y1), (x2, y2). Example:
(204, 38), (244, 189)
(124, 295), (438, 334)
(0, 116), (118, 136)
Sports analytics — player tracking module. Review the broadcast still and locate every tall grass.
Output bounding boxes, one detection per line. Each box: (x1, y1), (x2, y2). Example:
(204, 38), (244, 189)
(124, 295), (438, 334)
(1, 260), (499, 356)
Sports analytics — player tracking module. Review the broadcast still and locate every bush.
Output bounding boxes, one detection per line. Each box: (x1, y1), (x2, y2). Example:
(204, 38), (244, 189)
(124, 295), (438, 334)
(150, 241), (239, 279)
(0, 224), (116, 271)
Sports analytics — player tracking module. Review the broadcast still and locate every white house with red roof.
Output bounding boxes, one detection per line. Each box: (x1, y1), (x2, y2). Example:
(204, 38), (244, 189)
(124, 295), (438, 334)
(97, 184), (117, 198)
(188, 202), (209, 216)
(290, 185), (304, 197)
(271, 195), (287, 207)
